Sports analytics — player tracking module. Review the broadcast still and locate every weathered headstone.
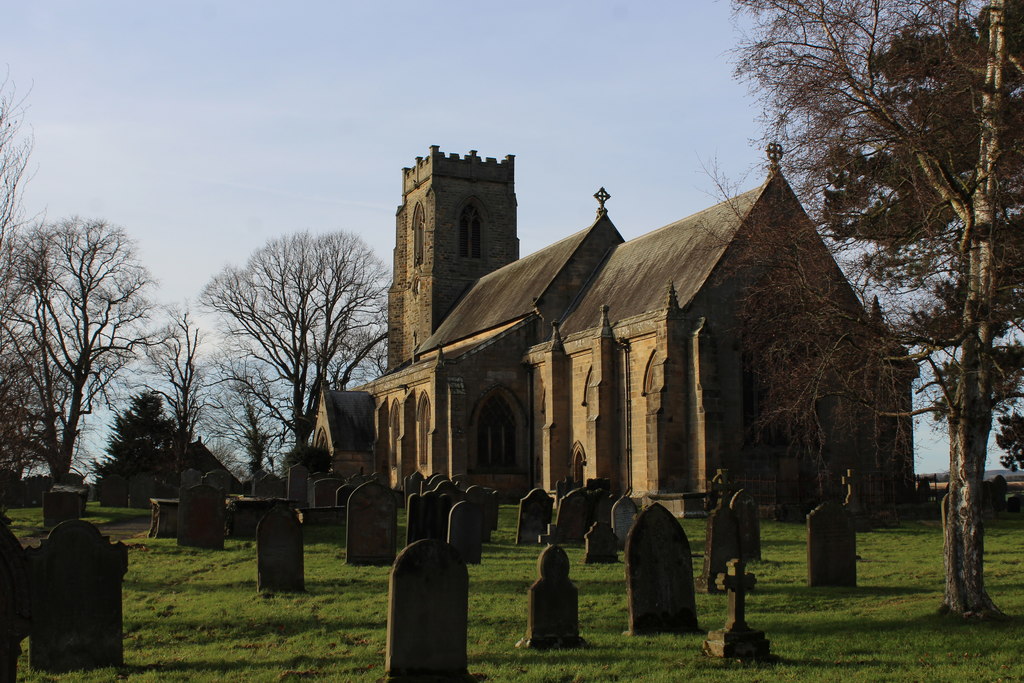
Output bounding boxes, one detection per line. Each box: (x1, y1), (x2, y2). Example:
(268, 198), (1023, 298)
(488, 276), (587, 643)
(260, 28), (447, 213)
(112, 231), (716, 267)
(335, 483), (358, 508)
(425, 473), (447, 491)
(312, 477), (343, 508)
(702, 558), (772, 660)
(346, 481), (397, 565)
(148, 498), (179, 538)
(555, 489), (589, 543)
(254, 472), (286, 498)
(58, 473), (84, 486)
(406, 490), (450, 545)
(256, 505), (304, 592)
(0, 519), (31, 680)
(555, 476), (575, 501)
(203, 470), (233, 494)
(385, 539), (470, 680)
(434, 479), (465, 503)
(42, 490), (80, 527)
(807, 501), (857, 587)
(730, 489), (762, 562)
(447, 501), (483, 565)
(516, 488), (553, 545)
(403, 471), (424, 500)
(516, 544), (586, 650)
(584, 521), (618, 564)
(1007, 495), (1022, 514)
(625, 503), (699, 634)
(464, 486), (493, 542)
(24, 476), (52, 507)
(699, 500), (740, 593)
(227, 498), (277, 538)
(128, 473), (157, 509)
(26, 521), (128, 672)
(611, 495), (638, 550)
(592, 490), (614, 528)
(180, 468), (202, 489)
(177, 484), (225, 550)
(990, 475), (1008, 513)
(287, 464), (309, 503)
(98, 474), (129, 508)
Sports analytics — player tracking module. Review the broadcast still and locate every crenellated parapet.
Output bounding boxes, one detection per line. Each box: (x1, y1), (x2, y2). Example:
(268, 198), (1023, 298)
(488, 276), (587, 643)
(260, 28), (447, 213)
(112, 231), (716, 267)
(403, 146), (515, 193)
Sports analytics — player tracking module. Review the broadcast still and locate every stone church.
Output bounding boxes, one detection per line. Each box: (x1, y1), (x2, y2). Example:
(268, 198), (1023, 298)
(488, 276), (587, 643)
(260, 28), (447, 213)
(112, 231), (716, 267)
(314, 146), (913, 502)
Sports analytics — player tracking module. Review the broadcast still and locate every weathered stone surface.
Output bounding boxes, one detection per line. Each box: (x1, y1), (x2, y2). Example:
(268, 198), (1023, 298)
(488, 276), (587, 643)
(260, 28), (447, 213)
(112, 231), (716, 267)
(611, 495), (638, 550)
(516, 488), (553, 545)
(807, 501), (857, 587)
(335, 483), (358, 508)
(177, 484), (225, 550)
(98, 474), (129, 508)
(699, 501), (740, 593)
(227, 498), (279, 538)
(555, 489), (589, 544)
(311, 477), (343, 508)
(180, 468), (202, 489)
(58, 473), (85, 486)
(346, 481), (397, 565)
(584, 521), (618, 564)
(386, 539), (470, 680)
(254, 473), (286, 498)
(463, 486), (493, 542)
(625, 503), (699, 634)
(403, 471), (425, 500)
(447, 501), (483, 565)
(730, 489), (761, 562)
(517, 544), (586, 650)
(592, 490), (614, 527)
(407, 490), (451, 546)
(42, 491), (81, 527)
(203, 469), (233, 494)
(433, 480), (465, 503)
(26, 520), (128, 673)
(257, 505), (304, 592)
(0, 519), (30, 681)
(702, 558), (771, 661)
(1007, 495), (1022, 513)
(287, 464), (309, 503)
(148, 498), (179, 538)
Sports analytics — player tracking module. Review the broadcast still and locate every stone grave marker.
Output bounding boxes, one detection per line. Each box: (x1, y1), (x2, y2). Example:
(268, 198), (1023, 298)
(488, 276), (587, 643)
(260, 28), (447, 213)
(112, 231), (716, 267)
(447, 500), (483, 564)
(0, 519), (31, 680)
(699, 500), (740, 593)
(177, 484), (225, 550)
(611, 495), (638, 550)
(226, 498), (277, 537)
(425, 473), (447, 491)
(42, 490), (80, 527)
(58, 473), (84, 486)
(287, 464), (309, 503)
(702, 558), (771, 660)
(148, 498), (179, 538)
(584, 521), (618, 564)
(98, 474), (129, 508)
(335, 483), (358, 508)
(516, 544), (585, 650)
(255, 472), (286, 498)
(256, 505), (304, 592)
(555, 489), (589, 543)
(483, 488), (499, 532)
(516, 488), (553, 545)
(26, 520), (127, 672)
(1007, 495), (1021, 513)
(386, 539), (470, 680)
(555, 476), (577, 501)
(346, 481), (397, 565)
(592, 490), (614, 527)
(991, 475), (1008, 513)
(730, 489), (761, 561)
(464, 486), (493, 542)
(452, 473), (471, 490)
(180, 468), (202, 489)
(311, 477), (343, 508)
(625, 503), (699, 634)
(128, 473), (157, 509)
(807, 501), (856, 586)
(403, 471), (424, 500)
(842, 468), (862, 515)
(24, 476), (52, 507)
(434, 479), (465, 503)
(203, 470), (232, 494)
(406, 490), (450, 545)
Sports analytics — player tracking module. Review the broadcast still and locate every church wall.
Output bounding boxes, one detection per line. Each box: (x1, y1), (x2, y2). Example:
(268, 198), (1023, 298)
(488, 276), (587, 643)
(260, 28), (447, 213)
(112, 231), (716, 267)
(567, 348), (593, 480)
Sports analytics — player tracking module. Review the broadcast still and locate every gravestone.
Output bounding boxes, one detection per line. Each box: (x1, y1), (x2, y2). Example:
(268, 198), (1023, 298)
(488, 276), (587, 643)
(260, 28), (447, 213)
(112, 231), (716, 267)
(555, 476), (576, 501)
(584, 521), (618, 564)
(702, 558), (772, 660)
(24, 476), (52, 507)
(406, 490), (450, 545)
(807, 501), (857, 587)
(177, 484), (225, 550)
(42, 490), (80, 527)
(585, 477), (611, 492)
(254, 472), (286, 498)
(203, 470), (233, 494)
(842, 468), (862, 515)
(403, 471), (425, 500)
(26, 520), (127, 672)
(0, 519), (31, 681)
(148, 498), (179, 538)
(226, 498), (277, 537)
(1007, 495), (1022, 513)
(452, 473), (471, 491)
(346, 481), (397, 565)
(730, 489), (762, 561)
(256, 505), (304, 592)
(128, 474), (157, 509)
(312, 477), (343, 508)
(434, 480), (465, 503)
(98, 474), (129, 508)
(58, 473), (84, 486)
(335, 483), (358, 508)
(516, 544), (586, 650)
(287, 464), (309, 503)
(386, 539), (470, 680)
(516, 488), (553, 545)
(990, 475), (1008, 513)
(180, 468), (202, 489)
(555, 489), (589, 543)
(425, 473), (447, 491)
(592, 490), (615, 528)
(625, 503), (699, 634)
(464, 486), (493, 542)
(699, 500), (740, 593)
(611, 495), (638, 550)
(447, 501), (483, 565)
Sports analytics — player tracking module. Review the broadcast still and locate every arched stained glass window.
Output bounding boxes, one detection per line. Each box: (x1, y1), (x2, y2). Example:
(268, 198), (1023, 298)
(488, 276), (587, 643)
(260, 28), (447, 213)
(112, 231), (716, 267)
(459, 205), (482, 258)
(477, 393), (516, 468)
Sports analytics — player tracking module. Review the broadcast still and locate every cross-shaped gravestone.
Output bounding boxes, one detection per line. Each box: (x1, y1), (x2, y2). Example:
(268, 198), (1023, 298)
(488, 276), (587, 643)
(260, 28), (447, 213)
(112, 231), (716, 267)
(702, 558), (772, 660)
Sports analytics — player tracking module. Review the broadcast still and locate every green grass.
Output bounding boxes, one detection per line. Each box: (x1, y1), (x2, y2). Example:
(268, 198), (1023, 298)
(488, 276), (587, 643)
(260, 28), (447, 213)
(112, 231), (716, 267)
(12, 504), (1024, 682)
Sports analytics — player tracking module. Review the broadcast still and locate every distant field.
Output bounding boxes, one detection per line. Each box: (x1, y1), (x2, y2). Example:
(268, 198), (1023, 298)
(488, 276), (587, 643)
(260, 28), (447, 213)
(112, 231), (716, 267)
(10, 504), (1024, 682)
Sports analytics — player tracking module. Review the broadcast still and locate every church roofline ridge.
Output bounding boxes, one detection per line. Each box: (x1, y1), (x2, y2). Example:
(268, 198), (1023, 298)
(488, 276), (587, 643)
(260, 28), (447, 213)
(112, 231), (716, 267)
(402, 145), (514, 192)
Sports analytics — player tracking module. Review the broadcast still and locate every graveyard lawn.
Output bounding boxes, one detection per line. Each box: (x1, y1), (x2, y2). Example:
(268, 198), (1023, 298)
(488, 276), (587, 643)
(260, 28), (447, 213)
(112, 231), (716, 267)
(9, 504), (1024, 682)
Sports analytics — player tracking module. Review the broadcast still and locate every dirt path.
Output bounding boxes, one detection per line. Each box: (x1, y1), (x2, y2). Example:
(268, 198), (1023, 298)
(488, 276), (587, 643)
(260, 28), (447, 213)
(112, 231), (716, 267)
(18, 514), (151, 548)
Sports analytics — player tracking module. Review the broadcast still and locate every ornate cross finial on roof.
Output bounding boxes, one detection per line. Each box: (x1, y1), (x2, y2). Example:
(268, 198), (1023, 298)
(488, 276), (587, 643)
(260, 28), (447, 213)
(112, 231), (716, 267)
(766, 142), (784, 173)
(594, 187), (611, 216)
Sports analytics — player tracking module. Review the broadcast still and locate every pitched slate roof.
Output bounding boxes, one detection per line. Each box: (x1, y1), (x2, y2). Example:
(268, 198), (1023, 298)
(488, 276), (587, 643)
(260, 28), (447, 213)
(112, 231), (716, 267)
(324, 390), (375, 452)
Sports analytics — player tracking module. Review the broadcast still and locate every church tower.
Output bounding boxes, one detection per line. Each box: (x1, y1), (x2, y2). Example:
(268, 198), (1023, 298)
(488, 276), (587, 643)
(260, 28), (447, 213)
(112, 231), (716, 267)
(388, 146), (518, 368)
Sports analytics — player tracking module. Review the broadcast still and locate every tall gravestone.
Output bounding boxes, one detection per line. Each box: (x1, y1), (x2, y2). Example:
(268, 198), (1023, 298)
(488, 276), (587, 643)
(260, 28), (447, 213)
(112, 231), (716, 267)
(257, 505), (304, 592)
(180, 468), (202, 489)
(447, 501), (483, 565)
(128, 473), (157, 509)
(699, 500), (740, 593)
(177, 484), (225, 550)
(483, 488), (499, 533)
(464, 486), (493, 542)
(592, 490), (614, 528)
(346, 481), (397, 565)
(517, 489), (553, 545)
(203, 470), (232, 494)
(386, 539), (470, 680)
(434, 480), (465, 503)
(807, 501), (857, 587)
(26, 521), (127, 672)
(42, 491), (81, 527)
(287, 464), (309, 503)
(336, 483), (358, 508)
(404, 471), (425, 500)
(730, 489), (761, 561)
(0, 520), (31, 681)
(625, 503), (699, 634)
(990, 475), (1008, 513)
(98, 474), (129, 508)
(312, 477), (343, 508)
(516, 544), (585, 650)
(584, 521), (618, 564)
(255, 473), (286, 498)
(611, 495), (638, 550)
(556, 489), (590, 543)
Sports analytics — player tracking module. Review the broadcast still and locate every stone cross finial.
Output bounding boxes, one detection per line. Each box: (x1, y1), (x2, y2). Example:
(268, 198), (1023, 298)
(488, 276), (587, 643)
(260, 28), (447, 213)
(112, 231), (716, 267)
(594, 187), (611, 216)
(766, 143), (783, 172)
(599, 304), (613, 338)
(715, 558), (757, 632)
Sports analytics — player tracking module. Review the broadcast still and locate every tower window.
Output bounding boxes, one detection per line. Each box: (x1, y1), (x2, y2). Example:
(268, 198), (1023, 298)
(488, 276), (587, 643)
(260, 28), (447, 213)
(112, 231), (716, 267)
(459, 205), (482, 258)
(476, 393), (516, 468)
(413, 203), (425, 266)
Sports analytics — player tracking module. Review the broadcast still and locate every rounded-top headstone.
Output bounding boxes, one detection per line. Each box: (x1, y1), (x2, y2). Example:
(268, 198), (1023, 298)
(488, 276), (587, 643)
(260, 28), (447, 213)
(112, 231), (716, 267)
(256, 505), (304, 593)
(346, 480), (397, 565)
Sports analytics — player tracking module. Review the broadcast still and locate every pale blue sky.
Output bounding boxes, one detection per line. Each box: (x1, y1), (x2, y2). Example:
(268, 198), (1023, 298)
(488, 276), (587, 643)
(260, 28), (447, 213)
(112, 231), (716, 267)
(3, 1), (955, 472)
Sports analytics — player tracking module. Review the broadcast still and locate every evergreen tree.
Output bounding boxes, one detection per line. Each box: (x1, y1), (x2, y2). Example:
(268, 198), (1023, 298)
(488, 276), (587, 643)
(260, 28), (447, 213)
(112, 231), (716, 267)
(94, 392), (175, 479)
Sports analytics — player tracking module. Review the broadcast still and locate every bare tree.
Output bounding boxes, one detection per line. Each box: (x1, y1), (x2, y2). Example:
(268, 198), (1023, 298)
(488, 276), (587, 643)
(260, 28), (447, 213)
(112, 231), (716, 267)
(0, 73), (30, 247)
(734, 0), (1024, 617)
(1, 218), (155, 477)
(200, 230), (388, 448)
